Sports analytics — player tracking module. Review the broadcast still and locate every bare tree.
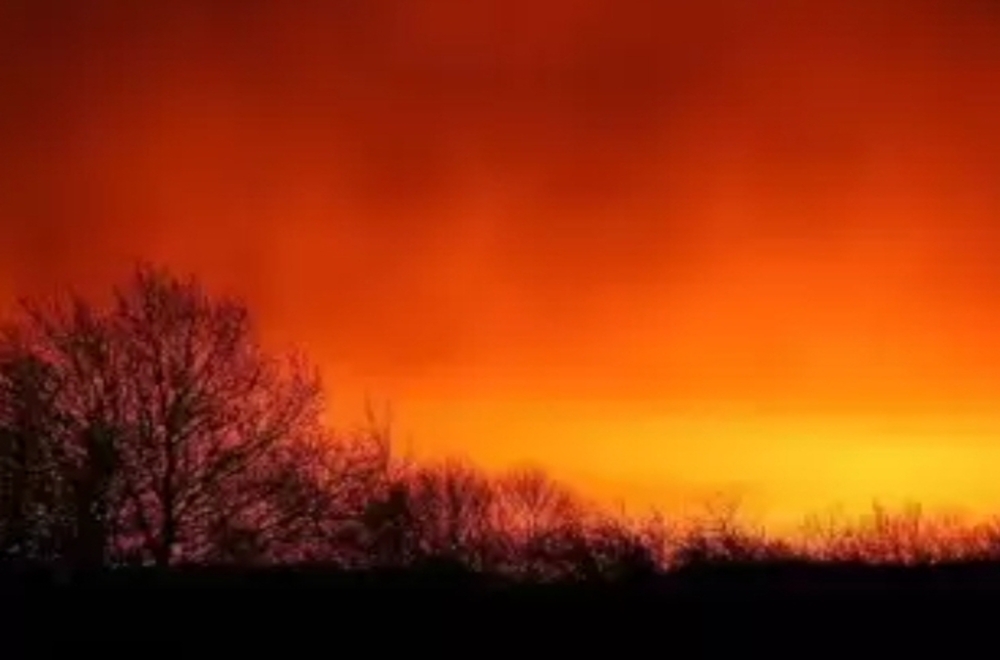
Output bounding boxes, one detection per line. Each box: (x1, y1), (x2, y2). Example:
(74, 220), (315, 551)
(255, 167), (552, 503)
(0, 301), (125, 568)
(799, 502), (980, 564)
(390, 459), (499, 569)
(670, 496), (793, 567)
(0, 345), (75, 563)
(494, 466), (582, 539)
(487, 466), (590, 579)
(0, 265), (384, 568)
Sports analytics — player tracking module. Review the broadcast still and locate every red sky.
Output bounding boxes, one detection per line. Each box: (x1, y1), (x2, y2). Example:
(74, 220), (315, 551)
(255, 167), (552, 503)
(3, 0), (1000, 529)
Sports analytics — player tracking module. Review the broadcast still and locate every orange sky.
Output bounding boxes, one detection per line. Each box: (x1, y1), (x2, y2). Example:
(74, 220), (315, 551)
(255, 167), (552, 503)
(3, 0), (1000, 530)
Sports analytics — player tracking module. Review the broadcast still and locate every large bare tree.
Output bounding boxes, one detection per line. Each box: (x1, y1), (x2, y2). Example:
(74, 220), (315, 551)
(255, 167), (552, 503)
(0, 265), (385, 567)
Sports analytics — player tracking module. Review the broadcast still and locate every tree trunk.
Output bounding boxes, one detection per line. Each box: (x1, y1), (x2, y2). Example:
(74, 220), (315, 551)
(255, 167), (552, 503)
(72, 425), (117, 569)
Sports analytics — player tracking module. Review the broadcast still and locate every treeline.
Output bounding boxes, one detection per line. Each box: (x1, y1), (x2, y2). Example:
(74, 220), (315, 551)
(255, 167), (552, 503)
(4, 266), (1000, 580)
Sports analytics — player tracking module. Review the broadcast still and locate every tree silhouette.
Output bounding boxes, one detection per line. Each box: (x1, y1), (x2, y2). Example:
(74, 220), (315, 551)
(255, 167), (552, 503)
(0, 350), (74, 563)
(671, 496), (792, 566)
(9, 264), (1000, 592)
(387, 459), (500, 570)
(0, 266), (384, 568)
(799, 502), (991, 564)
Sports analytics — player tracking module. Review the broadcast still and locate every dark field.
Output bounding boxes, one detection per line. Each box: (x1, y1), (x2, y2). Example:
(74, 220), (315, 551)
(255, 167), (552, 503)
(4, 562), (994, 656)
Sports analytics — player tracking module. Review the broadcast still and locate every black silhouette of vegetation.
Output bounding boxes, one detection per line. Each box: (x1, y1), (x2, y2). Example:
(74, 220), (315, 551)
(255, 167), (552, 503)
(2, 266), (999, 648)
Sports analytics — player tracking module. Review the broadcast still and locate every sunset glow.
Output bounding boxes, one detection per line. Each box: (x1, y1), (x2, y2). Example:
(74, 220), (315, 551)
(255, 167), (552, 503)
(3, 0), (1000, 530)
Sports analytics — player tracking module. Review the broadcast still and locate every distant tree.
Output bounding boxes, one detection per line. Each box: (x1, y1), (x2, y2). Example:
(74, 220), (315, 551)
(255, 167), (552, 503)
(494, 466), (582, 540)
(800, 502), (979, 564)
(562, 513), (666, 582)
(0, 265), (385, 567)
(672, 496), (793, 566)
(354, 458), (485, 569)
(488, 466), (591, 579)
(258, 424), (390, 564)
(399, 459), (499, 569)
(492, 470), (671, 581)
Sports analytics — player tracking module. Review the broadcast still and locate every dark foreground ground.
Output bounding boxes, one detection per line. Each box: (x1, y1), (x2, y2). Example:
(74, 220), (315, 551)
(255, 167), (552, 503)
(4, 561), (999, 656)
